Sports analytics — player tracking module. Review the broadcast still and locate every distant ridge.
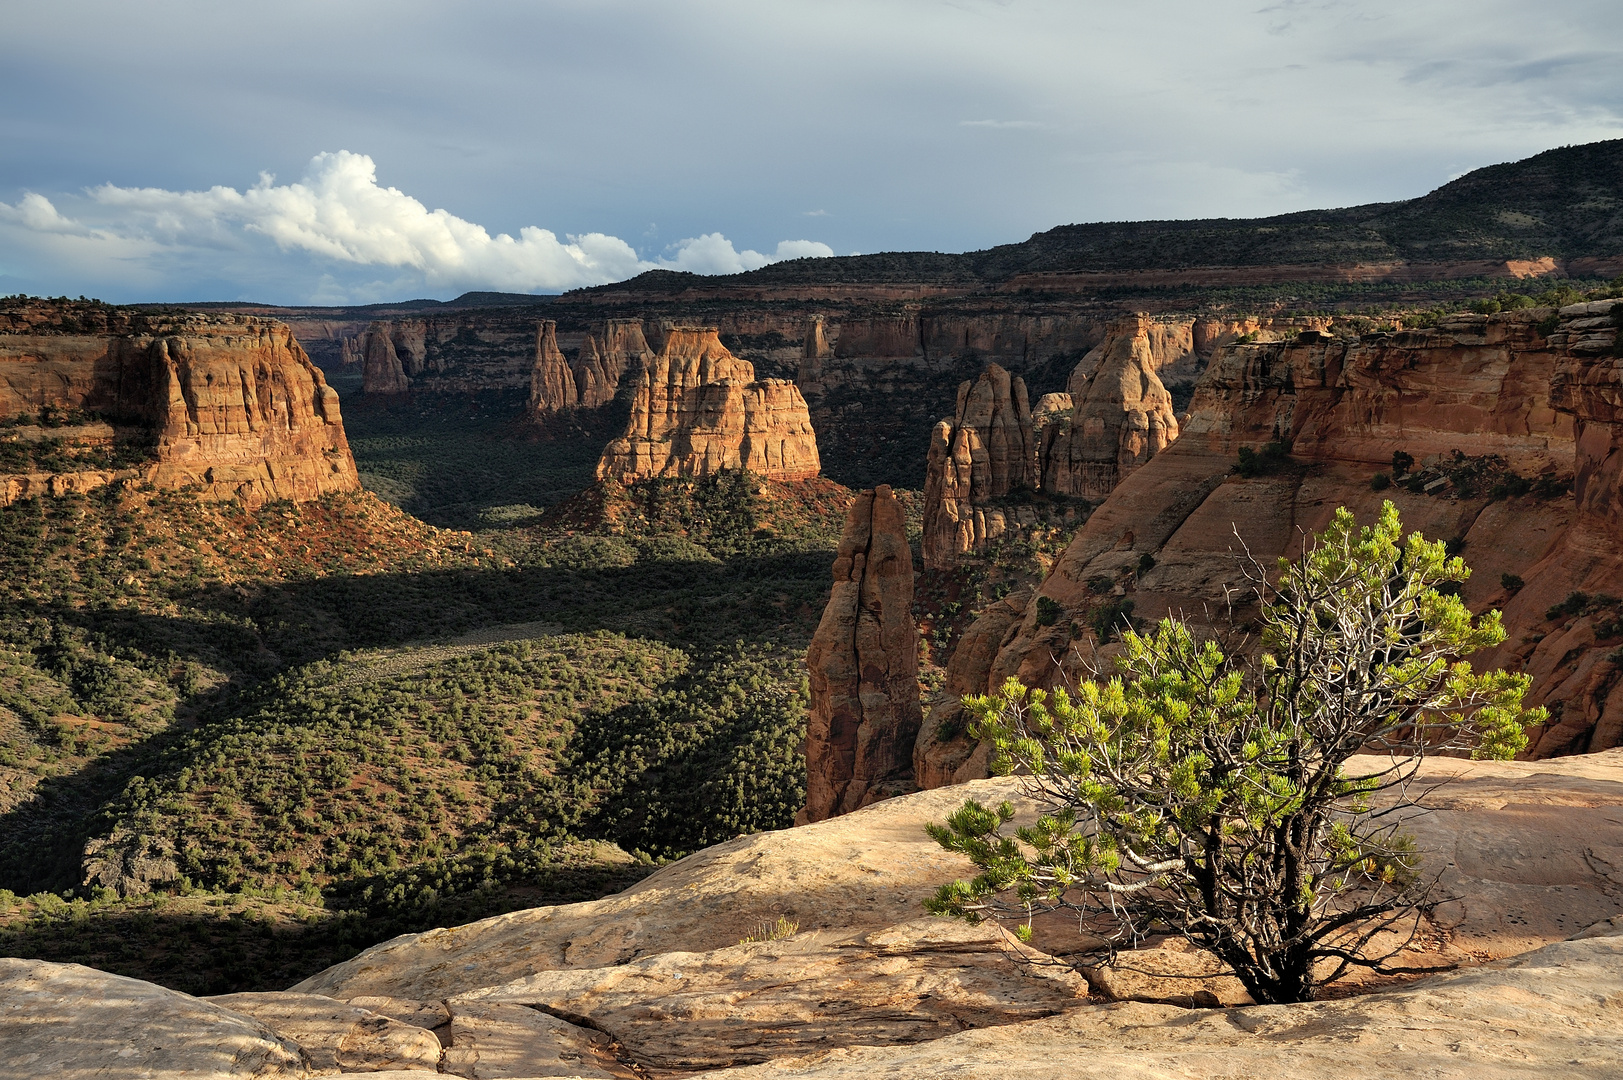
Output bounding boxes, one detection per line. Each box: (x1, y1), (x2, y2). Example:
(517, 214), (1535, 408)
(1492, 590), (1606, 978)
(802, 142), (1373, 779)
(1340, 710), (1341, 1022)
(577, 139), (1623, 296)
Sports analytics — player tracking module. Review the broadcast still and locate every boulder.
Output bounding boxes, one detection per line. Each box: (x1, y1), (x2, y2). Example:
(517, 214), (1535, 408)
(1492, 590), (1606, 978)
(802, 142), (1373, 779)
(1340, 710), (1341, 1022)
(595, 327), (820, 483)
(0, 958), (306, 1079)
(453, 918), (1087, 1070)
(802, 485), (922, 822)
(206, 992), (441, 1073)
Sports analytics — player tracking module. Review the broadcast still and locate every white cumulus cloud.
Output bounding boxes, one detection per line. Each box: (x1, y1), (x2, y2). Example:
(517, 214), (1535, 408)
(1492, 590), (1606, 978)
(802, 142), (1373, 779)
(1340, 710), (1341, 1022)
(0, 151), (831, 301)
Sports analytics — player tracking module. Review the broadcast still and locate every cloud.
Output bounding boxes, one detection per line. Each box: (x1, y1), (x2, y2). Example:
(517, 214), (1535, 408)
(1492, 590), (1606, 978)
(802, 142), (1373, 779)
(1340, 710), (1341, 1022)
(0, 152), (831, 300)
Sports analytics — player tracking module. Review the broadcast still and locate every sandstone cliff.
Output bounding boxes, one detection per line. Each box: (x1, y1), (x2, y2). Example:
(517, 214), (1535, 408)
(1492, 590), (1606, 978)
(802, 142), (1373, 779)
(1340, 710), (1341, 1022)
(596, 327), (820, 483)
(573, 318), (653, 408)
(0, 300), (359, 506)
(359, 320), (409, 394)
(526, 319), (575, 414)
(931, 304), (1620, 770)
(801, 486), (922, 823)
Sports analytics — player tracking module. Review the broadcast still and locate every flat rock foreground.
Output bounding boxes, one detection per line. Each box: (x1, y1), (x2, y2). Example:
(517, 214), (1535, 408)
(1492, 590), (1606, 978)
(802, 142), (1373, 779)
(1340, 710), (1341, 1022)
(3, 752), (1622, 1078)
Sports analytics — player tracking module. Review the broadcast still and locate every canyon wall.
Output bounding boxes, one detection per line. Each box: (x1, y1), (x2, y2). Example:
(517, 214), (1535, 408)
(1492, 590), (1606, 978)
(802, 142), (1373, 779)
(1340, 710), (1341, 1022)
(355, 314), (535, 394)
(0, 302), (359, 506)
(596, 327), (821, 483)
(801, 486), (922, 823)
(922, 304), (1620, 773)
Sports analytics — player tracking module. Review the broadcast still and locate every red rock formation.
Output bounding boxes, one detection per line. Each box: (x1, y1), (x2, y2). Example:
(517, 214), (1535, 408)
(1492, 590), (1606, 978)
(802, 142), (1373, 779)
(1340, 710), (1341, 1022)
(1040, 316), (1182, 497)
(927, 305), (1622, 778)
(573, 319), (652, 408)
(527, 320), (576, 414)
(0, 302), (359, 506)
(921, 364), (1037, 569)
(360, 323), (410, 394)
(596, 327), (820, 483)
(801, 485), (922, 823)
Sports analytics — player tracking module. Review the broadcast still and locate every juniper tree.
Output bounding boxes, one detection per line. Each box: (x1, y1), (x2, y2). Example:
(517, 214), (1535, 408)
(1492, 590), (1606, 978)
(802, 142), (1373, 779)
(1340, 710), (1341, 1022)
(926, 501), (1544, 1004)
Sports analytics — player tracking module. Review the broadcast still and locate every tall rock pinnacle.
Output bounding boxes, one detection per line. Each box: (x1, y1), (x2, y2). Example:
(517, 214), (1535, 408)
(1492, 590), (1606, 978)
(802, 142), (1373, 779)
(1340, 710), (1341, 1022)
(800, 485), (922, 823)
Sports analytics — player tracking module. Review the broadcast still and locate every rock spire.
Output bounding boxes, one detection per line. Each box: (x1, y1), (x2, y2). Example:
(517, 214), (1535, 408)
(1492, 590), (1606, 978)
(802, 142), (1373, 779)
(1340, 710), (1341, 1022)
(800, 485), (922, 823)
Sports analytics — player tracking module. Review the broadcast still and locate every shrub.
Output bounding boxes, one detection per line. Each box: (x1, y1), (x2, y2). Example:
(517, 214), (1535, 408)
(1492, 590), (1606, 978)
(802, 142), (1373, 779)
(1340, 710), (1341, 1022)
(1501, 573), (1524, 593)
(1234, 439), (1292, 478)
(927, 502), (1541, 1004)
(1370, 472), (1390, 491)
(1034, 596), (1064, 628)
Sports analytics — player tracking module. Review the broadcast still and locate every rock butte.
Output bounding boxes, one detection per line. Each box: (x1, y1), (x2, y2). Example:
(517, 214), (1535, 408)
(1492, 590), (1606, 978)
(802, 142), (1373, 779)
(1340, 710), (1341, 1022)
(596, 326), (820, 483)
(801, 486), (922, 823)
(0, 301), (359, 507)
(4, 754), (1619, 1076)
(527, 318), (654, 417)
(923, 302), (1623, 771)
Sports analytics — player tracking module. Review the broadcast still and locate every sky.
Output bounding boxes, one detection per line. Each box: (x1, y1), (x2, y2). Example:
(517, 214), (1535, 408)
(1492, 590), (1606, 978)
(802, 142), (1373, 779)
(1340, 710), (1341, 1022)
(2, 0), (1621, 305)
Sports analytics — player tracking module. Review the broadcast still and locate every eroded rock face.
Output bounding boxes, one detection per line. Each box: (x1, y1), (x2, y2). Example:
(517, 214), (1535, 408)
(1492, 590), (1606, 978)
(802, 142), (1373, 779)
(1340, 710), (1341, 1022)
(596, 327), (820, 483)
(802, 486), (922, 823)
(0, 302), (360, 507)
(937, 307), (1619, 766)
(1040, 315), (1182, 498)
(526, 320), (575, 414)
(921, 364), (1037, 570)
(573, 319), (653, 409)
(360, 320), (411, 394)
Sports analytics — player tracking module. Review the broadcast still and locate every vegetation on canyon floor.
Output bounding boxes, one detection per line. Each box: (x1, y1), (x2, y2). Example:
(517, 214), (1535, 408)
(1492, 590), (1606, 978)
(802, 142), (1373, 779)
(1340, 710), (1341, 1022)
(0, 394), (857, 992)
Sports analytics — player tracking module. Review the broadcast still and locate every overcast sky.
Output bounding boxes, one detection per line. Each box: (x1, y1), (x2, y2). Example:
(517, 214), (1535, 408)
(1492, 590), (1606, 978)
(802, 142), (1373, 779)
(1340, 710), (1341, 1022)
(3, 0), (1621, 304)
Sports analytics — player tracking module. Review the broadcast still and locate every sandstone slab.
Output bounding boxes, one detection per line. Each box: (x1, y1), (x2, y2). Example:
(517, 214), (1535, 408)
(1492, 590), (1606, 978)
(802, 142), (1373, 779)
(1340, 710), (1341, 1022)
(0, 958), (306, 1079)
(440, 1001), (623, 1079)
(690, 924), (1623, 1080)
(454, 917), (1087, 1070)
(207, 992), (441, 1073)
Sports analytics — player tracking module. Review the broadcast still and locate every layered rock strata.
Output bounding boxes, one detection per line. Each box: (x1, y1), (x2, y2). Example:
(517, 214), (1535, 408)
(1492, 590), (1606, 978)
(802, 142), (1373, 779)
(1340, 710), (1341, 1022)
(596, 327), (820, 483)
(572, 318), (653, 408)
(0, 302), (359, 506)
(801, 486), (922, 823)
(922, 364), (1038, 569)
(526, 319), (575, 413)
(931, 305), (1621, 769)
(1039, 315), (1183, 498)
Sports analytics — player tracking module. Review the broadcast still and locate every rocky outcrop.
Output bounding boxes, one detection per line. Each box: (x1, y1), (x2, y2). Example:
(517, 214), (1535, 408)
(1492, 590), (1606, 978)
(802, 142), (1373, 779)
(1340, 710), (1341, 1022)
(206, 991), (443, 1073)
(0, 301), (359, 506)
(921, 365), (1038, 569)
(596, 327), (820, 483)
(935, 306), (1621, 766)
(706, 922), (1623, 1080)
(802, 486), (922, 823)
(573, 318), (653, 408)
(359, 320), (410, 393)
(526, 319), (575, 414)
(1038, 315), (1182, 498)
(0, 958), (307, 1078)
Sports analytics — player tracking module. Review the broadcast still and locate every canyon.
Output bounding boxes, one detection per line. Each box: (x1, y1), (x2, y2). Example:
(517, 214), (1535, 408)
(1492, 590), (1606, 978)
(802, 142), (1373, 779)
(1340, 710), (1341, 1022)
(0, 300), (358, 506)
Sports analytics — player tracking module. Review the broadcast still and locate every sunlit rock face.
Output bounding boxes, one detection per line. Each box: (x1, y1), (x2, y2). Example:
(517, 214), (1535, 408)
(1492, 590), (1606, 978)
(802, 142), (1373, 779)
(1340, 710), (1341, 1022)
(927, 306), (1623, 779)
(921, 363), (1037, 570)
(801, 485), (922, 824)
(0, 300), (359, 506)
(596, 326), (820, 483)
